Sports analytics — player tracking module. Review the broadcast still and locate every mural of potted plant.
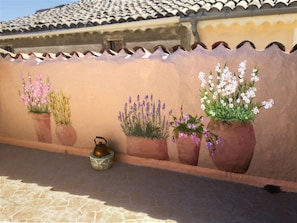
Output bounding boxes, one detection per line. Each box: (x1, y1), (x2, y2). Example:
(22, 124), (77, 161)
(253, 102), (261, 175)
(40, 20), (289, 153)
(169, 106), (210, 166)
(19, 73), (52, 143)
(198, 60), (274, 173)
(49, 91), (77, 146)
(118, 94), (171, 160)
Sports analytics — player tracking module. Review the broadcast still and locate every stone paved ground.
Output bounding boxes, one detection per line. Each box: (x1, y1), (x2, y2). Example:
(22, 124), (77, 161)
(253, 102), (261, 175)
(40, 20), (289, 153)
(1, 143), (297, 223)
(1, 177), (170, 223)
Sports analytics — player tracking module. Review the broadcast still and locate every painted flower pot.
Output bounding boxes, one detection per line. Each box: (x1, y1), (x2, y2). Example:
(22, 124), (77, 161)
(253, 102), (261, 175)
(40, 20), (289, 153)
(207, 119), (256, 173)
(89, 150), (114, 170)
(31, 113), (52, 143)
(176, 137), (200, 166)
(127, 136), (169, 160)
(55, 124), (77, 146)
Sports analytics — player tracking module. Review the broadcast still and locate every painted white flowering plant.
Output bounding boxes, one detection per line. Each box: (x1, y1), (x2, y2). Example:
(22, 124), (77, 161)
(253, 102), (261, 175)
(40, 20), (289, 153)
(19, 73), (51, 114)
(198, 60), (274, 122)
(118, 94), (172, 139)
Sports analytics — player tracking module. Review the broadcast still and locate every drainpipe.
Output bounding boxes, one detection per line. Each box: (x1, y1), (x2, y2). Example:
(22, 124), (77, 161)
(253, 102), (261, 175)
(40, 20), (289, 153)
(190, 19), (199, 43)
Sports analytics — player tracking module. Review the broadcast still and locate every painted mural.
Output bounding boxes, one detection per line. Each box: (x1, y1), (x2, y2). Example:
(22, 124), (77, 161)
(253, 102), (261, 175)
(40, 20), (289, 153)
(0, 43), (296, 182)
(18, 73), (77, 146)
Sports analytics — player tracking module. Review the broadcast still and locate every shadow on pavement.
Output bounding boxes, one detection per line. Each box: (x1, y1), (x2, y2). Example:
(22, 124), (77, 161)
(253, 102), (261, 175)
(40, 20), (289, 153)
(1, 143), (297, 223)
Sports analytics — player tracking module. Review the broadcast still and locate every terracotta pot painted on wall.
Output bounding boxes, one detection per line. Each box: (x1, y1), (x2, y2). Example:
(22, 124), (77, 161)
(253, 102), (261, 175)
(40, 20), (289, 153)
(31, 113), (52, 143)
(127, 136), (169, 160)
(55, 124), (77, 146)
(176, 137), (200, 166)
(207, 119), (256, 174)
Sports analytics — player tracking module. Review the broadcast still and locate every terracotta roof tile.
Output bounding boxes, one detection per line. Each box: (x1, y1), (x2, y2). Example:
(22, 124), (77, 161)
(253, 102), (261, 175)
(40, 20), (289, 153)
(0, 0), (296, 35)
(1, 41), (296, 61)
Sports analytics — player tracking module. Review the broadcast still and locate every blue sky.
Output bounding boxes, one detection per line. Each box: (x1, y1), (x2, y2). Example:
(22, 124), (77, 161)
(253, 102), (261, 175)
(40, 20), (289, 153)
(0, 0), (78, 22)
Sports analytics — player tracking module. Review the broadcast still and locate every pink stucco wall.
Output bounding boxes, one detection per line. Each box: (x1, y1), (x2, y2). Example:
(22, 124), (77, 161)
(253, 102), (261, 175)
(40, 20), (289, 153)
(0, 44), (296, 182)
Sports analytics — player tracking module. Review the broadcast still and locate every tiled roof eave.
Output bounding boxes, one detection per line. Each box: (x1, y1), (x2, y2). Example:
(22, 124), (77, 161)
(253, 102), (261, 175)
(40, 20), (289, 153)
(1, 0), (297, 36)
(180, 7), (297, 22)
(0, 17), (180, 40)
(1, 6), (296, 37)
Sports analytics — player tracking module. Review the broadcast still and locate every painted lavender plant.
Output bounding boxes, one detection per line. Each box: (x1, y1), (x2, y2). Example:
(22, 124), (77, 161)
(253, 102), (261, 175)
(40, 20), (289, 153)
(118, 94), (172, 139)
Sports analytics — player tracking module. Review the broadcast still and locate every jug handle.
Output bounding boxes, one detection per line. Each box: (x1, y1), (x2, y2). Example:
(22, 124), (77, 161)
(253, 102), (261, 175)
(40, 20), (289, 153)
(94, 136), (107, 145)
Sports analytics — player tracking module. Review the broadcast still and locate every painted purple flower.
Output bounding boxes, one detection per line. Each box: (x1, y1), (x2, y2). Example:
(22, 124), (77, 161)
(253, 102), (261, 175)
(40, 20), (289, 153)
(206, 141), (213, 149)
(118, 111), (122, 121)
(210, 149), (216, 156)
(204, 131), (210, 138)
(216, 137), (222, 145)
(191, 124), (198, 129)
(179, 132), (186, 138)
